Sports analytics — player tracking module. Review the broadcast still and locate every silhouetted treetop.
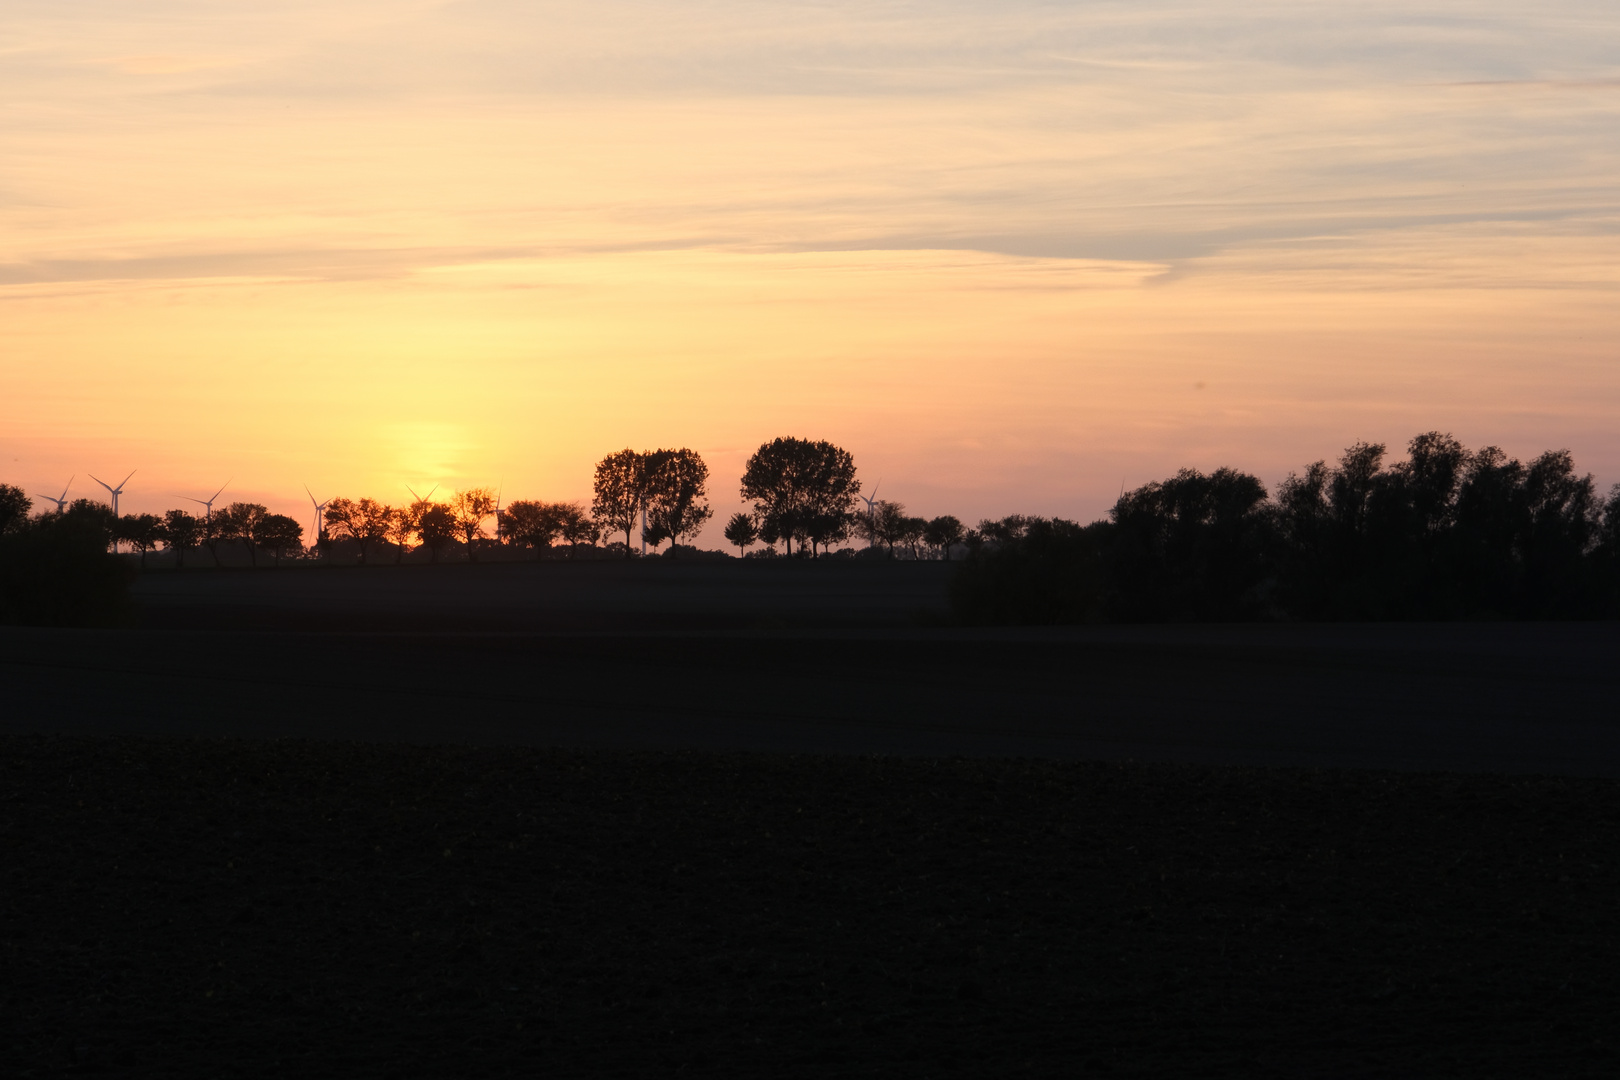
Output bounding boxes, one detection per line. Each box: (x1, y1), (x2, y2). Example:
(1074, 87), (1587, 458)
(450, 488), (498, 561)
(160, 509), (201, 568)
(643, 449), (713, 553)
(325, 497), (392, 565)
(0, 485), (30, 536)
(592, 449), (647, 557)
(740, 438), (859, 557)
(723, 511), (758, 555)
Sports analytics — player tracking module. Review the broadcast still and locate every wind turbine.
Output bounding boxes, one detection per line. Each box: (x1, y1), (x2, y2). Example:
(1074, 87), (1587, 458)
(856, 479), (881, 546)
(305, 485), (333, 542)
(89, 469), (135, 553)
(406, 483), (438, 506)
(493, 481), (504, 546)
(35, 476), (73, 513)
(90, 469), (136, 517)
(179, 480), (231, 522)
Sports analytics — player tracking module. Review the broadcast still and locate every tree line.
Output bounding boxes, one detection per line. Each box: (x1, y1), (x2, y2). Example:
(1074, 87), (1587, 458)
(0, 438), (875, 578)
(951, 433), (1620, 623)
(8, 430), (1619, 624)
(0, 436), (982, 574)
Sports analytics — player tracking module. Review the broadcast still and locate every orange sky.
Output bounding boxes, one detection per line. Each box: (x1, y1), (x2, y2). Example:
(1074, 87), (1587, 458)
(4, 2), (1619, 540)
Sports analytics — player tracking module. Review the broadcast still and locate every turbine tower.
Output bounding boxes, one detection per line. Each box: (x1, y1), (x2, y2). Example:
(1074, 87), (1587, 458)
(89, 470), (135, 553)
(494, 481), (504, 546)
(305, 485), (333, 543)
(856, 479), (881, 546)
(35, 476), (73, 513)
(180, 480), (231, 523)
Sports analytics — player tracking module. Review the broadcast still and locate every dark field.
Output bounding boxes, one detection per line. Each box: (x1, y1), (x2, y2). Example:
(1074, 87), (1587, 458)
(5, 561), (1620, 772)
(4, 563), (1620, 1074)
(127, 559), (958, 632)
(5, 739), (1618, 1077)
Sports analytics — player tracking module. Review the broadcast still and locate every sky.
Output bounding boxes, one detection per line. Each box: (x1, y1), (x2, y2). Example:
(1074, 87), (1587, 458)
(3, 1), (1619, 540)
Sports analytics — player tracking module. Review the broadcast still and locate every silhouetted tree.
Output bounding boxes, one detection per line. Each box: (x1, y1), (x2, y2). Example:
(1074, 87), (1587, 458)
(386, 503), (420, 563)
(0, 498), (132, 626)
(951, 517), (1109, 625)
(925, 515), (965, 560)
(449, 488), (497, 561)
(418, 504), (457, 562)
(899, 516), (928, 559)
(325, 497), (392, 565)
(197, 507), (225, 566)
(117, 513), (164, 568)
(0, 485), (29, 536)
(739, 438), (860, 557)
(871, 501), (908, 555)
(723, 512), (758, 556)
(757, 513), (785, 556)
(1596, 484), (1620, 605)
(1108, 467), (1272, 621)
(256, 514), (304, 565)
(1518, 449), (1601, 615)
(807, 509), (853, 554)
(593, 449), (647, 557)
(215, 502), (270, 567)
(501, 500), (568, 559)
(644, 449), (713, 553)
(160, 509), (201, 568)
(976, 515), (1031, 547)
(850, 505), (878, 548)
(557, 502), (598, 555)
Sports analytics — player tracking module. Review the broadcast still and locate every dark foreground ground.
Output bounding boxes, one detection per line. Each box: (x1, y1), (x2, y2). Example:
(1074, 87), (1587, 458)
(5, 618), (1619, 774)
(2, 561), (1615, 774)
(5, 565), (1619, 1073)
(4, 738), (1617, 1077)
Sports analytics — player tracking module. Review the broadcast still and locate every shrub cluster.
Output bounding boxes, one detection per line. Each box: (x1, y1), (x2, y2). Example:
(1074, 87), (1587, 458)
(0, 494), (134, 626)
(952, 433), (1620, 624)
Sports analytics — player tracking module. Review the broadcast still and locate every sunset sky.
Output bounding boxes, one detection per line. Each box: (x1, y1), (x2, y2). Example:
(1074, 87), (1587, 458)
(4, 1), (1618, 540)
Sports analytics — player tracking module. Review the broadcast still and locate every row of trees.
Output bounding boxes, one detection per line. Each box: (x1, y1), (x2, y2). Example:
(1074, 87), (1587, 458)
(1, 437), (893, 569)
(8, 430), (1620, 622)
(118, 505), (305, 567)
(0, 495), (306, 571)
(951, 433), (1620, 623)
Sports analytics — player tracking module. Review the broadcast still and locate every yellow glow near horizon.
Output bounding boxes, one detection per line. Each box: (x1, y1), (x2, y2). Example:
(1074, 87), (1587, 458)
(4, 2), (1619, 538)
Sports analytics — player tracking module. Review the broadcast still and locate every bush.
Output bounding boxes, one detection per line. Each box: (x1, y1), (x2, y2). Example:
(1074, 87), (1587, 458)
(0, 505), (135, 627)
(659, 544), (732, 560)
(950, 518), (1109, 625)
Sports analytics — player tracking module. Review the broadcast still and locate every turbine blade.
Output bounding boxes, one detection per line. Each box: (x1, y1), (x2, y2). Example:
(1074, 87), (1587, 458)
(211, 479), (230, 500)
(118, 469), (137, 489)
